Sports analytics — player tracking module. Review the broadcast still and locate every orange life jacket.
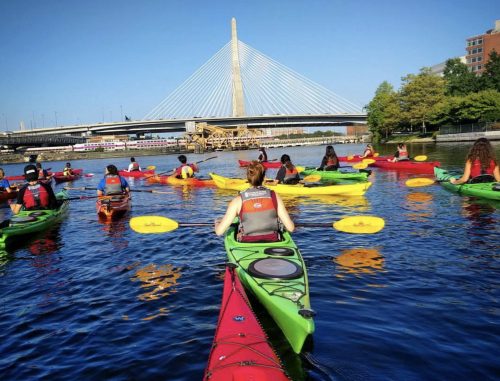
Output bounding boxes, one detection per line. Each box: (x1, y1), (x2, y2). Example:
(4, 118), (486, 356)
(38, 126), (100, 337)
(238, 187), (279, 243)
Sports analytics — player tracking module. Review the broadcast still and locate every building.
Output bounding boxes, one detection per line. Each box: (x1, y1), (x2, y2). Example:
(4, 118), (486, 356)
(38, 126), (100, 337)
(465, 20), (500, 74)
(429, 56), (466, 76)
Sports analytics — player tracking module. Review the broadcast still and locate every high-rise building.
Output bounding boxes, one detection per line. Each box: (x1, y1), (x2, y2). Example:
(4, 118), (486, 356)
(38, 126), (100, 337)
(465, 20), (500, 74)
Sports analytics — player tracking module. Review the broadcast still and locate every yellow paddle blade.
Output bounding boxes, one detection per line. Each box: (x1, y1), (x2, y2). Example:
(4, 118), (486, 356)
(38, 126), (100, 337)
(373, 153), (379, 157)
(303, 174), (321, 182)
(362, 159), (376, 165)
(352, 162), (368, 170)
(295, 166), (305, 173)
(334, 216), (385, 234)
(146, 165), (156, 170)
(130, 216), (178, 234)
(405, 178), (435, 187)
(414, 155), (427, 162)
(347, 155), (354, 160)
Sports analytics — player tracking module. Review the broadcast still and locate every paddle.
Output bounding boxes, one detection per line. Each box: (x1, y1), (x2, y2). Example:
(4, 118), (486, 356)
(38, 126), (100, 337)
(297, 163), (367, 172)
(63, 186), (171, 194)
(129, 215), (385, 234)
(146, 165), (156, 171)
(405, 178), (436, 187)
(373, 153), (379, 157)
(302, 175), (322, 182)
(413, 155), (427, 162)
(143, 156), (218, 181)
(362, 159), (376, 165)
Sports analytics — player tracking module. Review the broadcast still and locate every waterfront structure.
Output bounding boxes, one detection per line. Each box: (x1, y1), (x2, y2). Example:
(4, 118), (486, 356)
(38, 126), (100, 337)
(465, 20), (500, 74)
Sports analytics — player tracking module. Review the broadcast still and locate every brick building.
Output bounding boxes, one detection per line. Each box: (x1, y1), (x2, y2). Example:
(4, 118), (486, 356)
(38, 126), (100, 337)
(466, 20), (500, 74)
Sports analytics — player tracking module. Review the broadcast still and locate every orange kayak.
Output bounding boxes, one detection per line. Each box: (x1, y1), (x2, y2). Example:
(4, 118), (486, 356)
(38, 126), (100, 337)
(146, 175), (215, 187)
(96, 194), (131, 219)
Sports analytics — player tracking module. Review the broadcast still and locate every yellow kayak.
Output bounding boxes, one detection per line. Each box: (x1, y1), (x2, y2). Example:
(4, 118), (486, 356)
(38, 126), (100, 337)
(209, 173), (372, 196)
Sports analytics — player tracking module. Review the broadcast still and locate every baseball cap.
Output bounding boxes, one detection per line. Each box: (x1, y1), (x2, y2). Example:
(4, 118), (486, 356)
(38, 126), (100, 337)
(24, 164), (38, 181)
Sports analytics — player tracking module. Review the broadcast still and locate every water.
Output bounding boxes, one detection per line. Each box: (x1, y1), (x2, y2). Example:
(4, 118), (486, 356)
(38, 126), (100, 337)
(0, 142), (499, 380)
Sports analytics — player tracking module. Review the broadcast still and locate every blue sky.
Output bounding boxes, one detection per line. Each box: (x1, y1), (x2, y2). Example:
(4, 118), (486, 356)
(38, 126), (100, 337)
(0, 0), (498, 131)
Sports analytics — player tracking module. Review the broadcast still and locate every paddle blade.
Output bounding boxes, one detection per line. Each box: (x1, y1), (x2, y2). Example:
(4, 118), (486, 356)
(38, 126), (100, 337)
(373, 153), (379, 157)
(405, 178), (435, 187)
(146, 165), (156, 170)
(130, 216), (178, 234)
(362, 159), (376, 165)
(295, 166), (305, 173)
(414, 155), (427, 162)
(352, 162), (368, 170)
(303, 174), (321, 182)
(347, 155), (354, 160)
(334, 216), (385, 234)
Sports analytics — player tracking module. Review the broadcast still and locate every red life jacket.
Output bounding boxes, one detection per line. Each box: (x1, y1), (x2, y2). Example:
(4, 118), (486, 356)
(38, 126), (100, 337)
(23, 183), (50, 209)
(131, 162), (140, 171)
(38, 169), (46, 179)
(284, 166), (299, 183)
(105, 175), (124, 195)
(238, 187), (279, 243)
(364, 148), (373, 157)
(398, 149), (408, 159)
(470, 159), (496, 179)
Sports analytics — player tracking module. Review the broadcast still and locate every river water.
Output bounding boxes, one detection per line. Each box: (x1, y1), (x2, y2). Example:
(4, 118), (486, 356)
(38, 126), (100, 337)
(0, 142), (499, 380)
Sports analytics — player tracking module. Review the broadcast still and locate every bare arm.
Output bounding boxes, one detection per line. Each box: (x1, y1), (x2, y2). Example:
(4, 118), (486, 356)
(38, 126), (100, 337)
(494, 165), (500, 182)
(214, 197), (241, 236)
(450, 161), (471, 185)
(276, 194), (294, 233)
(10, 203), (22, 215)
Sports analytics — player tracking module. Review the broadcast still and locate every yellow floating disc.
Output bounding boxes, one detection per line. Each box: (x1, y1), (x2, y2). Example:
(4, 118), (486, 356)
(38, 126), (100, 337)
(130, 216), (178, 234)
(405, 178), (435, 187)
(334, 216), (385, 234)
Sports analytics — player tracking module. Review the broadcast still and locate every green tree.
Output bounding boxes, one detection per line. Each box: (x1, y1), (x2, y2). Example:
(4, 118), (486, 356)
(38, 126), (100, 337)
(443, 58), (478, 96)
(481, 50), (500, 92)
(365, 81), (399, 142)
(399, 68), (446, 134)
(457, 90), (500, 122)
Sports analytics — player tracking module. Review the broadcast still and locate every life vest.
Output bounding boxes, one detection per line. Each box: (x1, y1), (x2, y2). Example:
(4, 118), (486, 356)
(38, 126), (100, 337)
(63, 167), (72, 176)
(178, 164), (194, 179)
(283, 166), (299, 184)
(238, 187), (279, 243)
(398, 148), (408, 160)
(364, 148), (374, 157)
(104, 175), (124, 195)
(470, 159), (496, 179)
(131, 162), (140, 171)
(325, 156), (339, 170)
(23, 183), (50, 209)
(38, 169), (46, 179)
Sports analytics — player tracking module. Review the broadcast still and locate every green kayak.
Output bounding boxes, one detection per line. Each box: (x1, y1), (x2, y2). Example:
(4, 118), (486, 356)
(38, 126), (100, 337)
(434, 167), (500, 201)
(301, 168), (369, 181)
(0, 190), (69, 248)
(224, 223), (314, 354)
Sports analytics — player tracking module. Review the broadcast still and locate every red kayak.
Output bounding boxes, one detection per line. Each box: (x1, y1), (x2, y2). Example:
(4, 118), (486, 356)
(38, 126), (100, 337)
(53, 174), (82, 184)
(0, 190), (17, 202)
(118, 169), (155, 178)
(204, 266), (289, 381)
(96, 194), (131, 219)
(6, 168), (83, 181)
(238, 160), (282, 169)
(370, 160), (440, 173)
(337, 155), (390, 163)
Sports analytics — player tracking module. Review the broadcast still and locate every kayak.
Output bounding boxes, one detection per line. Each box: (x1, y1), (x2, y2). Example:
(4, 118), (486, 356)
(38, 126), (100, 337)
(434, 167), (500, 201)
(53, 174), (82, 184)
(238, 160), (282, 169)
(204, 265), (289, 380)
(370, 160), (440, 174)
(224, 223), (314, 354)
(301, 168), (369, 181)
(0, 190), (69, 248)
(210, 173), (372, 196)
(96, 194), (131, 219)
(338, 155), (390, 163)
(118, 169), (155, 178)
(146, 175), (215, 187)
(6, 168), (83, 181)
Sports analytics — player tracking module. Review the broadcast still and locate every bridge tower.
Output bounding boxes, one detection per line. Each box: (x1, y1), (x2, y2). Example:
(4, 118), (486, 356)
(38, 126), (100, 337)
(231, 18), (245, 117)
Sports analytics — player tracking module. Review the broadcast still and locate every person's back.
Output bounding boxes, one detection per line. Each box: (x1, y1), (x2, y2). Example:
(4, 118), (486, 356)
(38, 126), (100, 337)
(97, 165), (130, 196)
(451, 138), (500, 184)
(174, 155), (198, 179)
(128, 157), (141, 172)
(258, 148), (268, 162)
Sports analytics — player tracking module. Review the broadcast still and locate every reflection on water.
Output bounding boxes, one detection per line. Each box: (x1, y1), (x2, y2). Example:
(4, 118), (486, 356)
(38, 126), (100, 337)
(334, 248), (384, 275)
(405, 191), (434, 222)
(131, 263), (182, 302)
(99, 217), (129, 251)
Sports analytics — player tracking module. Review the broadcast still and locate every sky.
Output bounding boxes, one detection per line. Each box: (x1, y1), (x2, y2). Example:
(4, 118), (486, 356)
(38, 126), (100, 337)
(0, 0), (499, 131)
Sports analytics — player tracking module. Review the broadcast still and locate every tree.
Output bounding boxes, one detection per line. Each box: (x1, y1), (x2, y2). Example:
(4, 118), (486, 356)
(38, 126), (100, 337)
(481, 50), (500, 92)
(443, 58), (478, 96)
(365, 81), (399, 142)
(399, 68), (446, 134)
(457, 90), (500, 122)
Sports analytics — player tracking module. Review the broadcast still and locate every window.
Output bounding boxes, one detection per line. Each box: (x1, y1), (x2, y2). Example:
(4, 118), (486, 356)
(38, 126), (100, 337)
(478, 48), (483, 53)
(477, 56), (482, 62)
(478, 39), (483, 44)
(477, 65), (482, 70)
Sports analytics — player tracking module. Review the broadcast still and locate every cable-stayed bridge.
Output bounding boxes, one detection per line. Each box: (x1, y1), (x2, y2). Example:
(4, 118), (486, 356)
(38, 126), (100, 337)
(11, 19), (366, 139)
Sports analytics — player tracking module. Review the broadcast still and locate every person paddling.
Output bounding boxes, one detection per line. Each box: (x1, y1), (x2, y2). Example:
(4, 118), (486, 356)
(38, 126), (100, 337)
(214, 161), (294, 242)
(389, 143), (409, 162)
(173, 155), (199, 179)
(318, 145), (339, 171)
(10, 164), (58, 214)
(257, 147), (268, 162)
(36, 163), (52, 181)
(0, 168), (15, 193)
(128, 157), (141, 172)
(97, 165), (130, 196)
(362, 144), (375, 158)
(275, 154), (300, 185)
(450, 138), (500, 185)
(63, 162), (75, 176)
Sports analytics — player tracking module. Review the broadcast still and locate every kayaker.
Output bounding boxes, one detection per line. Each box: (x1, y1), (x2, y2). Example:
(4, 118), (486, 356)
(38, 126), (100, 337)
(63, 162), (75, 176)
(0, 168), (14, 193)
(389, 143), (409, 162)
(97, 165), (130, 196)
(257, 147), (268, 162)
(362, 144), (375, 158)
(450, 138), (500, 184)
(173, 155), (198, 179)
(318, 145), (339, 171)
(275, 154), (300, 185)
(10, 164), (58, 214)
(214, 161), (295, 242)
(36, 163), (52, 181)
(127, 157), (141, 172)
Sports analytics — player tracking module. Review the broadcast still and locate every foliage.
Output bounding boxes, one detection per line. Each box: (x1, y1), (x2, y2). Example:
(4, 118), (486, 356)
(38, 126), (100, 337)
(480, 50), (500, 92)
(443, 58), (478, 96)
(365, 81), (400, 142)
